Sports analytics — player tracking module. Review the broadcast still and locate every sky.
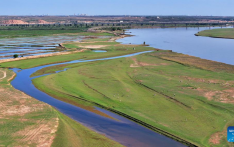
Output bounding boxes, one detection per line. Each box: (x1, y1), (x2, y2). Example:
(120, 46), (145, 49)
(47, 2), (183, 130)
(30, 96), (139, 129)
(0, 0), (233, 16)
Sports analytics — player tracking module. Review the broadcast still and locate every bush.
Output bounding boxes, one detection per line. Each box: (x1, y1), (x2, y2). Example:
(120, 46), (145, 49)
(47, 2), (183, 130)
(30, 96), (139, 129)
(111, 27), (117, 31)
(13, 54), (18, 58)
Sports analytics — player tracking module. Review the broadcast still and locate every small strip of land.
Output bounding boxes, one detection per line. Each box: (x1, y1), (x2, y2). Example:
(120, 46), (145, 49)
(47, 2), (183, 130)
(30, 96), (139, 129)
(196, 28), (234, 39)
(0, 49), (87, 64)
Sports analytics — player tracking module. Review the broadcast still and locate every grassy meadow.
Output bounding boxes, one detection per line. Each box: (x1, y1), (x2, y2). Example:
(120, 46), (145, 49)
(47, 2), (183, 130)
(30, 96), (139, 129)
(0, 25), (114, 39)
(196, 28), (234, 39)
(29, 49), (234, 147)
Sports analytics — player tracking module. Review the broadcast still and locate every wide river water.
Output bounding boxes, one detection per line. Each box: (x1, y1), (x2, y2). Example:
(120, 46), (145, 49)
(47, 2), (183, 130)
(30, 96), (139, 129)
(11, 51), (185, 147)
(117, 27), (234, 65)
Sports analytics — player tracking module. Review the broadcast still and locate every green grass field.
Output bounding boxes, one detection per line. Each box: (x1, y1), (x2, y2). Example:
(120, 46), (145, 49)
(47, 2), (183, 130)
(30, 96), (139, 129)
(196, 28), (234, 39)
(0, 29), (85, 39)
(0, 25), (114, 39)
(30, 51), (234, 147)
(82, 37), (111, 42)
(0, 50), (151, 69)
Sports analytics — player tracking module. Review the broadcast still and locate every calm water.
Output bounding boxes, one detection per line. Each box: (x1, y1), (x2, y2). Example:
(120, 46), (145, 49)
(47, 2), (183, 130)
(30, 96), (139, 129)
(11, 51), (185, 147)
(0, 35), (83, 59)
(117, 27), (234, 65)
(92, 50), (107, 52)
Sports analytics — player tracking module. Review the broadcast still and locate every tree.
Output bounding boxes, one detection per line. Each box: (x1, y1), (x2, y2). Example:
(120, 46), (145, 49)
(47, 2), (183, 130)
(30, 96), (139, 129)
(13, 54), (18, 58)
(111, 27), (117, 31)
(143, 41), (146, 45)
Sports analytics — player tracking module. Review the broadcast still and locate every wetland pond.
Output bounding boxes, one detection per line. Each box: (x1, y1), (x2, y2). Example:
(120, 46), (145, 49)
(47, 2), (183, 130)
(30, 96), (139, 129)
(118, 27), (234, 65)
(0, 35), (83, 60)
(92, 50), (107, 52)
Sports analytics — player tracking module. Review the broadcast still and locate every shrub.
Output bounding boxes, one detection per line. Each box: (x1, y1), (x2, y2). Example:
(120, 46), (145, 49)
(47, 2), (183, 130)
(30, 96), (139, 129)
(13, 54), (18, 58)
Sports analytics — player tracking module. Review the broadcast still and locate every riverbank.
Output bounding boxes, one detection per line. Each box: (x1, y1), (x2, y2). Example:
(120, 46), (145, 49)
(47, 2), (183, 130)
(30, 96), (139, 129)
(196, 28), (234, 39)
(0, 68), (123, 146)
(0, 69), (57, 146)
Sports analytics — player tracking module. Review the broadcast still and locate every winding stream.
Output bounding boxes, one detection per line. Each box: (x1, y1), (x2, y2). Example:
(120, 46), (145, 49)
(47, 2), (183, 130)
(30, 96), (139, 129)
(11, 51), (185, 147)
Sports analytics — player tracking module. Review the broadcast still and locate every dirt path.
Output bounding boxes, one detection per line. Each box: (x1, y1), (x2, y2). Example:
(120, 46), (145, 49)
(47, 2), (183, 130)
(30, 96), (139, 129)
(0, 70), (6, 80)
(130, 57), (168, 67)
(79, 45), (108, 49)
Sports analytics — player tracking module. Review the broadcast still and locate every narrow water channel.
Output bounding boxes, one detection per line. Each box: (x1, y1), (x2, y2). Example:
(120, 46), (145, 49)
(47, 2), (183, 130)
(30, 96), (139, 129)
(11, 51), (185, 147)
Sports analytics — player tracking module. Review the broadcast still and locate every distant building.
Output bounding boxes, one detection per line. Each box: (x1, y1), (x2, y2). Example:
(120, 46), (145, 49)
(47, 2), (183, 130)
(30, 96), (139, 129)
(120, 21), (123, 23)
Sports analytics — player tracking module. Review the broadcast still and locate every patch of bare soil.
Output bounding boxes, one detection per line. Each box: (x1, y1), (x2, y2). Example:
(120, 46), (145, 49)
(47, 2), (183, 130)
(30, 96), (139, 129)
(0, 70), (58, 146)
(0, 70), (6, 80)
(204, 91), (217, 100)
(0, 20), (27, 24)
(181, 76), (224, 84)
(130, 57), (169, 67)
(109, 35), (130, 41)
(197, 88), (234, 104)
(0, 49), (86, 64)
(15, 118), (59, 147)
(37, 20), (53, 24)
(209, 130), (226, 145)
(79, 45), (108, 49)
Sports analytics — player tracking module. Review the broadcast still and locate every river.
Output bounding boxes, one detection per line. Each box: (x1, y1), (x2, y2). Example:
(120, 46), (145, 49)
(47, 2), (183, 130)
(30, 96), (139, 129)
(117, 27), (234, 65)
(10, 51), (185, 147)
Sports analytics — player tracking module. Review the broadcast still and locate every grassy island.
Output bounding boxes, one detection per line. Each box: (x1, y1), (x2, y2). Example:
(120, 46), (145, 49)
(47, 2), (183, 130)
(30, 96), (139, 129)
(196, 28), (234, 39)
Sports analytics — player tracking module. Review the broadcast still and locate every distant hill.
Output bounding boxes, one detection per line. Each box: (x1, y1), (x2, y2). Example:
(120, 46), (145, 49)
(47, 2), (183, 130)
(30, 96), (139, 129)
(0, 20), (28, 24)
